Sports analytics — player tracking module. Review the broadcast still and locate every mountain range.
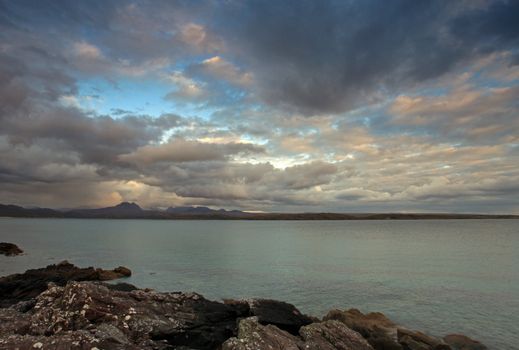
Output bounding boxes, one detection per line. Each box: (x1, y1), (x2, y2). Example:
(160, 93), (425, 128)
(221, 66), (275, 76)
(0, 202), (248, 219)
(0, 202), (518, 220)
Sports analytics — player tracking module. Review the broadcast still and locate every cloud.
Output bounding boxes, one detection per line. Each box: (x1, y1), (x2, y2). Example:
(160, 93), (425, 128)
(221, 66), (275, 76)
(73, 41), (103, 60)
(179, 22), (224, 53)
(191, 56), (253, 87)
(164, 71), (208, 101)
(0, 0), (518, 213)
(389, 85), (519, 142)
(118, 139), (265, 166)
(212, 0), (519, 114)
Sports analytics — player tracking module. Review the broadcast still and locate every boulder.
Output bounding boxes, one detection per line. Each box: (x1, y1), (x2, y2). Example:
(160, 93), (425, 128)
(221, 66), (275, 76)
(325, 309), (457, 350)
(222, 316), (302, 350)
(222, 317), (374, 350)
(324, 308), (402, 350)
(224, 298), (315, 334)
(300, 320), (375, 350)
(397, 328), (451, 350)
(97, 266), (132, 280)
(0, 242), (23, 256)
(443, 334), (488, 350)
(0, 261), (132, 307)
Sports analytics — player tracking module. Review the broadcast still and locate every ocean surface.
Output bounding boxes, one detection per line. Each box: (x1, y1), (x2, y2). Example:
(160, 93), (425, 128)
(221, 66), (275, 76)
(0, 218), (518, 349)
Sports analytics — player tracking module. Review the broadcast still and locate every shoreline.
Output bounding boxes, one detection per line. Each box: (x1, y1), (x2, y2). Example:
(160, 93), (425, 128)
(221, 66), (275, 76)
(0, 260), (488, 350)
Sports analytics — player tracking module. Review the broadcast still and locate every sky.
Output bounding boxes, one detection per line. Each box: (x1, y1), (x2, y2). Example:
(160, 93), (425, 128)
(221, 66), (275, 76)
(0, 0), (518, 213)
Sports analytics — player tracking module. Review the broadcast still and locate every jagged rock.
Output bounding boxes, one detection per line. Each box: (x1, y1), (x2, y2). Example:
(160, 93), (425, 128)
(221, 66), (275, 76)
(0, 242), (23, 256)
(324, 308), (402, 349)
(443, 334), (488, 350)
(226, 298), (315, 334)
(0, 261), (132, 307)
(222, 317), (374, 350)
(0, 281), (248, 349)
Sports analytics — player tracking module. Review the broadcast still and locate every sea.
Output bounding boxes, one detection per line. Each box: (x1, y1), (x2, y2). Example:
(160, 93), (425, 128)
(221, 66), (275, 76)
(1, 218), (518, 349)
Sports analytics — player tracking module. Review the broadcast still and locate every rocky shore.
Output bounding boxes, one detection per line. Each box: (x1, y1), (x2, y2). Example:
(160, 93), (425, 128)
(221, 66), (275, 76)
(0, 262), (487, 350)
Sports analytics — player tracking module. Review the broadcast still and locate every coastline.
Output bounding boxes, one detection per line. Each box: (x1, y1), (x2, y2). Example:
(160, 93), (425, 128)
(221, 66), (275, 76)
(0, 261), (487, 350)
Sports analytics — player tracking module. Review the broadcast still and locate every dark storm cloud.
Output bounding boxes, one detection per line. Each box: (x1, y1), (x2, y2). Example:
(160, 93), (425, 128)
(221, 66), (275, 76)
(212, 0), (519, 114)
(4, 0), (517, 114)
(450, 0), (519, 47)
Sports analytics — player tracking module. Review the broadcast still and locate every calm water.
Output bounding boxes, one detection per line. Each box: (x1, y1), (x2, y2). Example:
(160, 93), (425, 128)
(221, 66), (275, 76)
(0, 219), (518, 349)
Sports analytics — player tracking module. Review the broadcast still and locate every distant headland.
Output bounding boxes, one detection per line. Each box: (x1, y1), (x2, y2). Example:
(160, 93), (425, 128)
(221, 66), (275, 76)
(0, 202), (517, 220)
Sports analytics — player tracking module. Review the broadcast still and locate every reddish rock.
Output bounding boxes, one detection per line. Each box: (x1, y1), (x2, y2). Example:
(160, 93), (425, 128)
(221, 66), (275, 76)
(443, 334), (488, 350)
(324, 308), (402, 350)
(397, 328), (451, 350)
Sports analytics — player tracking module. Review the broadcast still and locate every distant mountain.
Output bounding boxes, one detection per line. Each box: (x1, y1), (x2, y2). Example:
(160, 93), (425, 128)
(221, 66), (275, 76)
(66, 202), (144, 218)
(0, 204), (61, 218)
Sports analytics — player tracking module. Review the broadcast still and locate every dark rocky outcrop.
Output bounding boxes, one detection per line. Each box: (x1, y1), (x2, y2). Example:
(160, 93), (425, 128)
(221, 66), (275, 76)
(0, 261), (131, 307)
(0, 242), (23, 256)
(224, 298), (316, 334)
(0, 281), (248, 349)
(0, 265), (488, 350)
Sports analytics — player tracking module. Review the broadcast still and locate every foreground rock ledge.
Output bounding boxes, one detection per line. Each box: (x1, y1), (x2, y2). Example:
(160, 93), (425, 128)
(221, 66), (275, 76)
(0, 266), (487, 350)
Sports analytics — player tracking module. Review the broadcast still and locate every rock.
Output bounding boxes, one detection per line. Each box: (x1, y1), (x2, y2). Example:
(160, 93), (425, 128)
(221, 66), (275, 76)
(325, 309), (453, 350)
(105, 282), (139, 292)
(324, 308), (402, 350)
(0, 281), (248, 349)
(228, 298), (315, 334)
(222, 317), (374, 350)
(0, 261), (132, 307)
(113, 266), (132, 277)
(443, 334), (488, 350)
(97, 266), (132, 280)
(222, 316), (302, 350)
(397, 328), (451, 350)
(300, 320), (375, 350)
(0, 242), (23, 256)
